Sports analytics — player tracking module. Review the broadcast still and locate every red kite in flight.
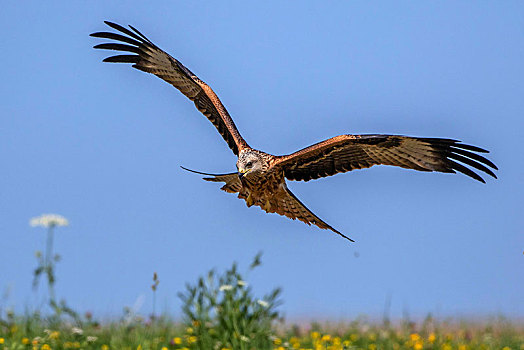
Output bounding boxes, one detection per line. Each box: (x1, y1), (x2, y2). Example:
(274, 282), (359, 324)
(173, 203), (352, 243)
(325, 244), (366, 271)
(91, 22), (497, 241)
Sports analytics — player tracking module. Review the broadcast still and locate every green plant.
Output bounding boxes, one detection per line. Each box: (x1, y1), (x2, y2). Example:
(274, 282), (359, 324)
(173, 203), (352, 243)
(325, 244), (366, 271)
(178, 252), (282, 350)
(29, 214), (78, 321)
(151, 272), (160, 321)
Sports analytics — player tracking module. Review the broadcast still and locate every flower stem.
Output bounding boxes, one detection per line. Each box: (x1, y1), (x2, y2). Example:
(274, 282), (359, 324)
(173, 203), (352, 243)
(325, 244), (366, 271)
(45, 225), (56, 304)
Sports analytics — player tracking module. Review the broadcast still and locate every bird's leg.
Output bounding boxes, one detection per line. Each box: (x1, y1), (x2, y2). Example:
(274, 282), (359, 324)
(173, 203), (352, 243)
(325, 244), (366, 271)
(263, 199), (271, 212)
(246, 193), (254, 207)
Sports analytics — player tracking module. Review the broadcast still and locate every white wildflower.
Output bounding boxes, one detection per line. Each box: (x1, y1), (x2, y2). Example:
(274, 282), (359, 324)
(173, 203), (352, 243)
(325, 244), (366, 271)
(219, 284), (233, 291)
(240, 335), (250, 342)
(257, 299), (269, 308)
(237, 280), (248, 287)
(71, 327), (83, 335)
(30, 214), (69, 228)
(43, 329), (51, 335)
(86, 336), (98, 342)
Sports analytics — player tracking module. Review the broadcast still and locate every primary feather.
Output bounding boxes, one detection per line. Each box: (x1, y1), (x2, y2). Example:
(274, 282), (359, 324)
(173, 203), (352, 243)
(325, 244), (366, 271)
(91, 21), (249, 155)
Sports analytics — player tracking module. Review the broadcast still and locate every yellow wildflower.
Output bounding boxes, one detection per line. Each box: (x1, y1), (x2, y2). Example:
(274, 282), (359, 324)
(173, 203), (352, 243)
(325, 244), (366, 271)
(289, 336), (300, 348)
(321, 334), (331, 342)
(73, 342), (81, 348)
(0, 338), (4, 344)
(188, 336), (197, 344)
(410, 333), (421, 342)
(428, 333), (436, 343)
(369, 344), (377, 350)
(277, 347), (285, 350)
(273, 337), (282, 345)
(42, 344), (51, 350)
(369, 332), (377, 341)
(101, 345), (109, 350)
(311, 331), (320, 340)
(442, 344), (452, 350)
(50, 331), (60, 340)
(186, 327), (194, 334)
(414, 341), (424, 350)
(161, 347), (168, 350)
(459, 345), (468, 350)
(501, 347), (511, 350)
(137, 345), (142, 350)
(22, 338), (30, 344)
(173, 337), (182, 345)
(350, 333), (359, 342)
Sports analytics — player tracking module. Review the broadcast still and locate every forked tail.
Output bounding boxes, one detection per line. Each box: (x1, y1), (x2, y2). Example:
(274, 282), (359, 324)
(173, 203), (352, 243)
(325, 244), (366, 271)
(180, 166), (242, 193)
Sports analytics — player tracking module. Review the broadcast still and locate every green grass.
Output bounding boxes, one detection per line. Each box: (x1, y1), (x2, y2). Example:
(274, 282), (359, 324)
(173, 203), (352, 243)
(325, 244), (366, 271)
(2, 230), (523, 350)
(1, 313), (523, 350)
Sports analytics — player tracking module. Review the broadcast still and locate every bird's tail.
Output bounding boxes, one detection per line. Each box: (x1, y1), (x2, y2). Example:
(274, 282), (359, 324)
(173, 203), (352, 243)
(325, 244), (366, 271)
(180, 166), (242, 193)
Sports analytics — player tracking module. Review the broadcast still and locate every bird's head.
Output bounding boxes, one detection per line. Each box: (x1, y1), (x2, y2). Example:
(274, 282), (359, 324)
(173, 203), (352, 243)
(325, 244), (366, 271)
(237, 150), (267, 179)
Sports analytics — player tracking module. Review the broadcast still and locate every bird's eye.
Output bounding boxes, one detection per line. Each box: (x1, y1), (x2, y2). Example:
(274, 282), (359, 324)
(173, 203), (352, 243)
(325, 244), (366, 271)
(246, 161), (253, 168)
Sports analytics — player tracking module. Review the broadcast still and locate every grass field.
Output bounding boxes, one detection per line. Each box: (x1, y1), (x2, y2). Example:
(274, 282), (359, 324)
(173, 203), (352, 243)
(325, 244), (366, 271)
(2, 257), (523, 350)
(2, 219), (522, 349)
(1, 314), (523, 350)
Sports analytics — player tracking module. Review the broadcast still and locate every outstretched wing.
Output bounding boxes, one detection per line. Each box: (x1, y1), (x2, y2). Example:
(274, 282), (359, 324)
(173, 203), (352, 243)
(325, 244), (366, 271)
(181, 167), (352, 241)
(91, 21), (249, 155)
(273, 134), (497, 183)
(262, 187), (354, 242)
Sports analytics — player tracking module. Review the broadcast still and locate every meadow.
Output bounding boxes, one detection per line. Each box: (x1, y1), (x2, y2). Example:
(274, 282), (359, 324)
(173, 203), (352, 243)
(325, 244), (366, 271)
(1, 215), (522, 349)
(2, 295), (523, 350)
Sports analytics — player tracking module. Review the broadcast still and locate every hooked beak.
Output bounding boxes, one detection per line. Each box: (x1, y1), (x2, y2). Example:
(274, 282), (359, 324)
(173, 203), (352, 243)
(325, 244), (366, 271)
(238, 168), (249, 178)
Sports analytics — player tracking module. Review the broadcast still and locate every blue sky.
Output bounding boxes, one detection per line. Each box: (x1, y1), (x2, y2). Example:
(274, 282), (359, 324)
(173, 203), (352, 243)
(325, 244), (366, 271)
(1, 2), (522, 320)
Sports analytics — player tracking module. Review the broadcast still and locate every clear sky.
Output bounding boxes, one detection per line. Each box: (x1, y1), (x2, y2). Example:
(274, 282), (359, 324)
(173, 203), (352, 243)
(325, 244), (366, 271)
(1, 2), (522, 320)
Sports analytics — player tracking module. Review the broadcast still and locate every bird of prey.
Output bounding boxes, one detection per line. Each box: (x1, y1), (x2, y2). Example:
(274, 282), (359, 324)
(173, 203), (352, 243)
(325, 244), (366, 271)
(91, 21), (497, 241)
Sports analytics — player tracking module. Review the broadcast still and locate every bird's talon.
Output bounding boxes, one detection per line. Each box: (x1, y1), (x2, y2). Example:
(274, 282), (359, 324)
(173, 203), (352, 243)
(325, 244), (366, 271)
(246, 194), (254, 207)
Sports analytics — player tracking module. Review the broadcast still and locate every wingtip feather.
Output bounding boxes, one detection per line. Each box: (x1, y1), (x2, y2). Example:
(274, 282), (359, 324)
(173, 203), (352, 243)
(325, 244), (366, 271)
(102, 54), (140, 64)
(329, 227), (355, 242)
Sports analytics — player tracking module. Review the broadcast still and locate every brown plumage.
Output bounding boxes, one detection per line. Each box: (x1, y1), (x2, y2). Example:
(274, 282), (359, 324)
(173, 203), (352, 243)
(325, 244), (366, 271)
(91, 21), (248, 155)
(91, 22), (498, 242)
